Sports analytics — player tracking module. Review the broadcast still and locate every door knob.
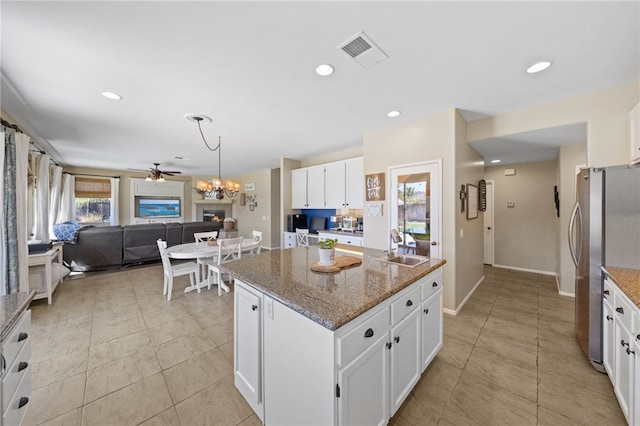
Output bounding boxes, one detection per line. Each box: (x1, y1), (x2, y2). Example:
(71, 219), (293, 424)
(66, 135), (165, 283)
(487, 227), (492, 230)
(431, 241), (437, 246)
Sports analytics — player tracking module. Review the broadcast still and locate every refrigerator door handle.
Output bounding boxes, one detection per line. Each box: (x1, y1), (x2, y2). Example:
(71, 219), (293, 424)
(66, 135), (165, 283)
(568, 201), (582, 267)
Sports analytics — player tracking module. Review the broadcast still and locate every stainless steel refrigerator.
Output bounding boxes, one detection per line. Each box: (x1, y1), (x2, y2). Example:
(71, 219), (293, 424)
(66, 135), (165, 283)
(569, 165), (640, 372)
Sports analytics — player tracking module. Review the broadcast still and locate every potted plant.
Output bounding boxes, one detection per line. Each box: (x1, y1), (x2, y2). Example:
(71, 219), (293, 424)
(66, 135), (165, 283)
(318, 238), (338, 266)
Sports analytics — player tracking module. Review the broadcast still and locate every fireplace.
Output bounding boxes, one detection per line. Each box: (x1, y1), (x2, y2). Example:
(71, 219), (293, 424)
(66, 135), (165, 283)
(203, 210), (225, 222)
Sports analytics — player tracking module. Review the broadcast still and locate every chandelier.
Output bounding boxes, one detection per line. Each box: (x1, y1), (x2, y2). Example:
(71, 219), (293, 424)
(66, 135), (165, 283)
(188, 114), (240, 200)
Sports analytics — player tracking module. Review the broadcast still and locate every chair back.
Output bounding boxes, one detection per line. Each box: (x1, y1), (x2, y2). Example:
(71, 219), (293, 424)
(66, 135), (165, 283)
(251, 230), (263, 254)
(296, 228), (309, 247)
(217, 237), (243, 265)
(157, 239), (172, 272)
(194, 231), (218, 243)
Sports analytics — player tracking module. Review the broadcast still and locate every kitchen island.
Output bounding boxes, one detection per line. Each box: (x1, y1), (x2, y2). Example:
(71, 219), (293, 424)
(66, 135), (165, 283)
(220, 245), (446, 426)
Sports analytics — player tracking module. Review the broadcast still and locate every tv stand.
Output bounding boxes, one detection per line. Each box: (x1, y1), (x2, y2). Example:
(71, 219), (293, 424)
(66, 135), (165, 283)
(130, 178), (184, 224)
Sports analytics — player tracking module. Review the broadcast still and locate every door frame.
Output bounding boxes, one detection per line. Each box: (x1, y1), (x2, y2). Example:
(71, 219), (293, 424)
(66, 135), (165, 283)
(388, 159), (442, 259)
(483, 180), (495, 265)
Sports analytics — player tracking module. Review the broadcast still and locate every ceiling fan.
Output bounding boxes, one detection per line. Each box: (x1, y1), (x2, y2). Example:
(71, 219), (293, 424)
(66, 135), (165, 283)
(130, 163), (182, 182)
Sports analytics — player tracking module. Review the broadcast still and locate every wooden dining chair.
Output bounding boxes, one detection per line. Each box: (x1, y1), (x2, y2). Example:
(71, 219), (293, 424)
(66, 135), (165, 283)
(296, 228), (309, 247)
(249, 230), (262, 254)
(157, 239), (199, 301)
(207, 236), (243, 296)
(194, 231), (219, 279)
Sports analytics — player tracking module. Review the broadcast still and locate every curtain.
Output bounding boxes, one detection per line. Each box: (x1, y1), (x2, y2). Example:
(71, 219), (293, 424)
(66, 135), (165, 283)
(110, 177), (120, 226)
(33, 153), (50, 240)
(57, 173), (75, 223)
(49, 165), (63, 238)
(1, 131), (29, 295)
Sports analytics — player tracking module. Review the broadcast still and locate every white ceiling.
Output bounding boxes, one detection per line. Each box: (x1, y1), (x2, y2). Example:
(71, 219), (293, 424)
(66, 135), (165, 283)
(1, 1), (638, 177)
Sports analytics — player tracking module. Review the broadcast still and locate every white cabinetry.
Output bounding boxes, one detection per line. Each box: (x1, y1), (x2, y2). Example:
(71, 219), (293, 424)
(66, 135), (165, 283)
(291, 157), (363, 209)
(604, 276), (639, 425)
(318, 232), (363, 247)
(130, 178), (184, 224)
(2, 310), (32, 426)
(631, 103), (640, 165)
(291, 166), (324, 209)
(234, 283), (264, 422)
(234, 267), (443, 425)
(28, 244), (67, 304)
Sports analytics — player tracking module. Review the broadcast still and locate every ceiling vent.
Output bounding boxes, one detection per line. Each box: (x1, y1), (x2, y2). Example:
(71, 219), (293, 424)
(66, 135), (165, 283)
(337, 31), (388, 69)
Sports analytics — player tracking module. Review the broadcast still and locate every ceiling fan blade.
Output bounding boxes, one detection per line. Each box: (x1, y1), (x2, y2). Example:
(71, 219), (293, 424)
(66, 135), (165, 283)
(161, 171), (182, 175)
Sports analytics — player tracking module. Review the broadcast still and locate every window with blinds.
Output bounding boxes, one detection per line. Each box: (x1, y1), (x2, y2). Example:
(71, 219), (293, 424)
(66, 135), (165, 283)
(75, 177), (112, 224)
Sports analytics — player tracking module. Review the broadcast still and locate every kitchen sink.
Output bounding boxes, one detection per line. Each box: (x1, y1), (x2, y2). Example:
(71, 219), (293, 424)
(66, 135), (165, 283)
(380, 255), (429, 267)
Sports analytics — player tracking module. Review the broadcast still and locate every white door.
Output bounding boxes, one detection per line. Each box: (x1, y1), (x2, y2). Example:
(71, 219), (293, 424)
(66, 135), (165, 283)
(390, 162), (441, 259)
(483, 180), (494, 265)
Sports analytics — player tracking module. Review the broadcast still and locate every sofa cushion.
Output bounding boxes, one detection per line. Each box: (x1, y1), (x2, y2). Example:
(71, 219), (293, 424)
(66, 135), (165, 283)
(122, 223), (167, 264)
(180, 221), (223, 243)
(63, 226), (123, 271)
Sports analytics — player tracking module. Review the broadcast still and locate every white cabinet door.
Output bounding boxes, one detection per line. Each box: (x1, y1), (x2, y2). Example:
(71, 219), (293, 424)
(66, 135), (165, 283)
(345, 157), (363, 209)
(337, 333), (389, 426)
(614, 297), (634, 424)
(421, 289), (442, 372)
(634, 324), (640, 426)
(306, 165), (326, 208)
(631, 103), (640, 164)
(325, 161), (346, 208)
(234, 281), (263, 421)
(389, 308), (421, 415)
(603, 299), (616, 377)
(291, 168), (308, 208)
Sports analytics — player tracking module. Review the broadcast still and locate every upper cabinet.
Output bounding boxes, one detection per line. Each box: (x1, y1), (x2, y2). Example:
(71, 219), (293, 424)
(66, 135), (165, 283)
(292, 157), (363, 210)
(631, 103), (640, 165)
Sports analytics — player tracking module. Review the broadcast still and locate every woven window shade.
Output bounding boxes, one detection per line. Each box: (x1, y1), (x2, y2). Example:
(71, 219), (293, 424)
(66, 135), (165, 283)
(75, 177), (111, 198)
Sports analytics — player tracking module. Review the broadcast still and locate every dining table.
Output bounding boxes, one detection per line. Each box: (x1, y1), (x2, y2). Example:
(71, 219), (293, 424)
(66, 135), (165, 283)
(166, 238), (260, 294)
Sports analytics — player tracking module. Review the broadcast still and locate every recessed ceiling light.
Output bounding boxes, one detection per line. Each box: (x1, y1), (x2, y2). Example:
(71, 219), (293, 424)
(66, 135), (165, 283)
(526, 61), (552, 74)
(102, 91), (122, 100)
(491, 159), (501, 164)
(316, 64), (334, 76)
(387, 110), (401, 118)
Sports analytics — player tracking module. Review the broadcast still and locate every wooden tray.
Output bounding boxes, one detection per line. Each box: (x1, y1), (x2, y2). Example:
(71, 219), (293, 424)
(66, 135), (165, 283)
(311, 256), (362, 273)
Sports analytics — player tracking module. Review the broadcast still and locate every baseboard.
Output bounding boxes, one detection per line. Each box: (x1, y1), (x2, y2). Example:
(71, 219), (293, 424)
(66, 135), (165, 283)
(443, 275), (485, 316)
(558, 290), (575, 298)
(492, 263), (556, 276)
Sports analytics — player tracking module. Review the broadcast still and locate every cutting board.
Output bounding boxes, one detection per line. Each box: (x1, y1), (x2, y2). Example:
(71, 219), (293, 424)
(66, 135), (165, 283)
(311, 256), (362, 273)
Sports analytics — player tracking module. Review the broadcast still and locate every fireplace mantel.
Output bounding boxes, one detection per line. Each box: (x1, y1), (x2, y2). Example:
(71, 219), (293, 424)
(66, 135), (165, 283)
(192, 198), (234, 221)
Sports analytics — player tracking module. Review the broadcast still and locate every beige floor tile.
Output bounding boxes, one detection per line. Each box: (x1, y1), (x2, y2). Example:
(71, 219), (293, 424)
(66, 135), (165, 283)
(464, 346), (538, 402)
(36, 408), (82, 426)
(440, 370), (537, 426)
(436, 335), (475, 369)
(90, 312), (147, 346)
(204, 318), (234, 346)
(30, 324), (92, 364)
(181, 290), (229, 315)
(219, 340), (234, 364)
(192, 302), (234, 329)
(81, 373), (172, 426)
(475, 328), (538, 364)
(154, 329), (217, 370)
(141, 301), (191, 328)
(138, 407), (182, 426)
(442, 313), (485, 345)
(238, 413), (263, 426)
(488, 302), (538, 328)
(24, 373), (86, 426)
(87, 330), (152, 370)
(163, 347), (233, 403)
(84, 345), (161, 403)
(481, 315), (538, 346)
(148, 314), (203, 346)
(175, 375), (253, 426)
(32, 349), (89, 390)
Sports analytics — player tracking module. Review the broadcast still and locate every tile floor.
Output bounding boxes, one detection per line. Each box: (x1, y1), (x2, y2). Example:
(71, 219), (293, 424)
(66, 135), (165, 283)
(24, 264), (625, 425)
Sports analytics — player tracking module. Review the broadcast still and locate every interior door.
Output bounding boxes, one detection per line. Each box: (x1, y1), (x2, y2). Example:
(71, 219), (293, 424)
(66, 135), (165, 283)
(390, 162), (441, 259)
(483, 180), (494, 265)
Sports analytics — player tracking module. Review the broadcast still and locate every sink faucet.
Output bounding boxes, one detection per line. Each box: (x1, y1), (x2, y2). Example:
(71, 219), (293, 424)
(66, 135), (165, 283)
(385, 229), (403, 258)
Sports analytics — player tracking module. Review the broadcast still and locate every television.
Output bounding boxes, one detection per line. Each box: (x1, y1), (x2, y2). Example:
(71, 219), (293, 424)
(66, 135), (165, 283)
(135, 196), (181, 218)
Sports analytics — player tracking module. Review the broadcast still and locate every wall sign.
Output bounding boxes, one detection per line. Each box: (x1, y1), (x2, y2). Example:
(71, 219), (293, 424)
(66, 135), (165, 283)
(365, 173), (385, 201)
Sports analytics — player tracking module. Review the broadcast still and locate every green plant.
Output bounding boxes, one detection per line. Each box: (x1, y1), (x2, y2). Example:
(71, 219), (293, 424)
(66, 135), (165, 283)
(318, 238), (338, 249)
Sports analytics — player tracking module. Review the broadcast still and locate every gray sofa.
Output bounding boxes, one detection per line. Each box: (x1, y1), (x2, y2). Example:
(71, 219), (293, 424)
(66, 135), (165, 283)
(63, 221), (223, 271)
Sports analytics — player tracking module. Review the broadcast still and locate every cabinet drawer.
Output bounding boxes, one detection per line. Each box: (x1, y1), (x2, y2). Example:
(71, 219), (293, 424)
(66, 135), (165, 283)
(2, 343), (31, 415)
(391, 286), (421, 325)
(614, 291), (634, 332)
(422, 271), (443, 302)
(337, 307), (389, 367)
(603, 279), (614, 307)
(2, 311), (30, 369)
(2, 367), (31, 426)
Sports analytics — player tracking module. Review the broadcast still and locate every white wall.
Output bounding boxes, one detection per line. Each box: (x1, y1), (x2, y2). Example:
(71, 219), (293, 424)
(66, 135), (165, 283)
(484, 161), (558, 274)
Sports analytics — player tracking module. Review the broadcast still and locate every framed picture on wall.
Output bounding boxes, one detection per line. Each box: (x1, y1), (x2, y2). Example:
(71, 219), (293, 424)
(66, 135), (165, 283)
(365, 173), (385, 201)
(466, 184), (478, 219)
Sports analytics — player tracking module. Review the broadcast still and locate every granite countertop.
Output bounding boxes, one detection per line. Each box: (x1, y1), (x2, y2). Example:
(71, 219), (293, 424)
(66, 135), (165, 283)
(1, 291), (36, 340)
(220, 246), (446, 331)
(602, 266), (640, 307)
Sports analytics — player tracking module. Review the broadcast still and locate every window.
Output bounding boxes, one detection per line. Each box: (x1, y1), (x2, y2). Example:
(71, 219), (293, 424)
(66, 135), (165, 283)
(75, 177), (111, 224)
